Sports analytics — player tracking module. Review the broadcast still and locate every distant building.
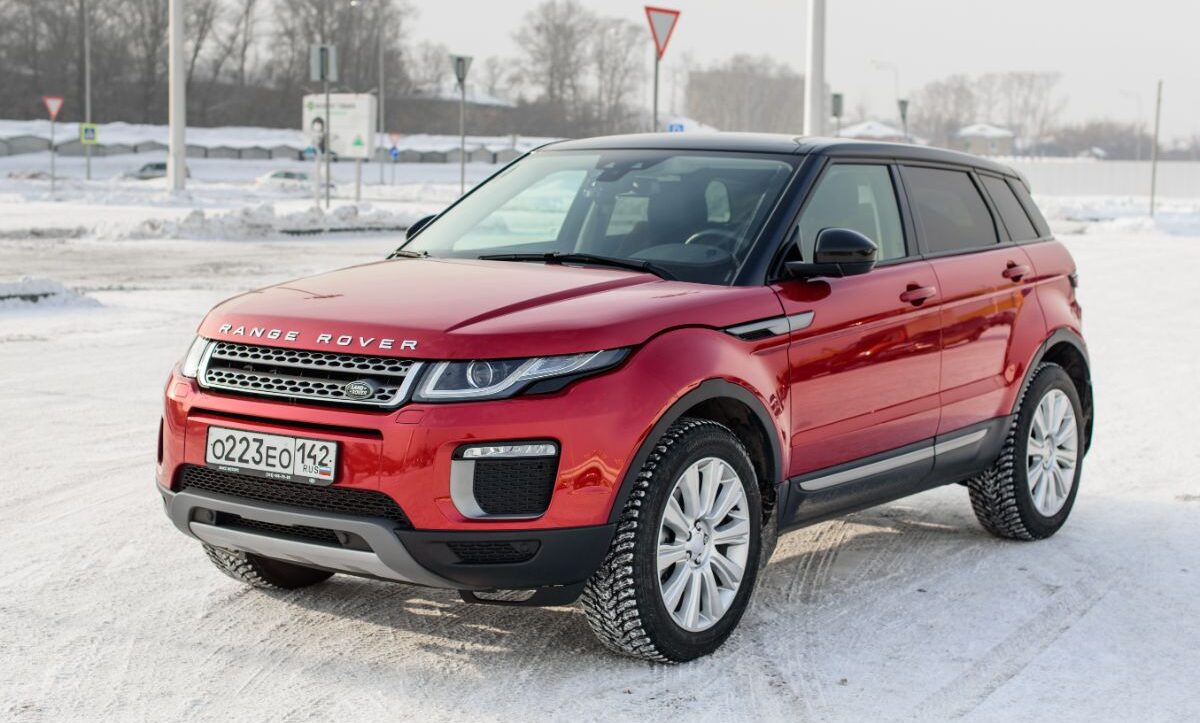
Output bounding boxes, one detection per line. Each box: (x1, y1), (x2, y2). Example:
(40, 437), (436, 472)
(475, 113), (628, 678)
(957, 123), (1015, 156)
(838, 120), (906, 142)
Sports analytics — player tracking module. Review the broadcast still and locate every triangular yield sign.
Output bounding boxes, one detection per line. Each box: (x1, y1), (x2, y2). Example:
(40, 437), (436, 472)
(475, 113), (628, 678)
(42, 95), (65, 120)
(644, 6), (680, 59)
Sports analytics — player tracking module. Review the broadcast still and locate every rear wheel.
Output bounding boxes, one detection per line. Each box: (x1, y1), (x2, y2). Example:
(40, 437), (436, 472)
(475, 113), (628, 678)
(581, 418), (762, 662)
(968, 363), (1084, 540)
(203, 544), (334, 590)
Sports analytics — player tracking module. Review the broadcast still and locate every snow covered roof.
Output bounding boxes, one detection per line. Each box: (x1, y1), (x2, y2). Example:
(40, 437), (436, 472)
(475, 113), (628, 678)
(838, 120), (904, 140)
(413, 84), (517, 109)
(957, 123), (1015, 139)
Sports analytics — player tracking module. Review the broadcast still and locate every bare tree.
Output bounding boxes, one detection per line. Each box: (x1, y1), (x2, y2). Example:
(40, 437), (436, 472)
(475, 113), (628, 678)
(686, 55), (804, 133)
(590, 17), (644, 133)
(513, 0), (594, 130)
(911, 74), (976, 147)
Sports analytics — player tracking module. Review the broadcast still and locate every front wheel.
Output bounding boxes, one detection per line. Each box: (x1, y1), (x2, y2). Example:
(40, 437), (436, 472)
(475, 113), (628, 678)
(581, 418), (763, 662)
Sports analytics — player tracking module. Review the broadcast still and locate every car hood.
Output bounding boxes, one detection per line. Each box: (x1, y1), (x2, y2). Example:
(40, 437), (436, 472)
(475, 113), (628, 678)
(197, 257), (782, 358)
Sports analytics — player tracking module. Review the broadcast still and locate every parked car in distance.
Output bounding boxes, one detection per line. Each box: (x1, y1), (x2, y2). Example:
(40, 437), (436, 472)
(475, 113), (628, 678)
(157, 134), (1092, 663)
(125, 161), (189, 180)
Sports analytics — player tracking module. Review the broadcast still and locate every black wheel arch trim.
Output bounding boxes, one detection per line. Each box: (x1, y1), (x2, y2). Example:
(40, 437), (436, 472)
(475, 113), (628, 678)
(606, 379), (785, 524)
(1018, 327), (1093, 451)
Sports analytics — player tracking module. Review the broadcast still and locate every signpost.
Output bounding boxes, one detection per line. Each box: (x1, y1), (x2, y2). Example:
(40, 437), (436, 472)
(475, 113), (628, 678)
(42, 95), (64, 197)
(644, 6), (680, 131)
(450, 54), (473, 195)
(389, 132), (401, 185)
(302, 93), (377, 204)
(897, 98), (910, 141)
(831, 93), (844, 136)
(310, 44), (338, 207)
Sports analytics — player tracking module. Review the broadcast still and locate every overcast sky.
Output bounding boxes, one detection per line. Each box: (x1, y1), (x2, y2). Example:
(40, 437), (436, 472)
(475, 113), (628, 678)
(412, 0), (1198, 140)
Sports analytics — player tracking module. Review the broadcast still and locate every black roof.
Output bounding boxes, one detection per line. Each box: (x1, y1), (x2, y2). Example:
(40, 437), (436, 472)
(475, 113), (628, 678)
(544, 132), (1020, 179)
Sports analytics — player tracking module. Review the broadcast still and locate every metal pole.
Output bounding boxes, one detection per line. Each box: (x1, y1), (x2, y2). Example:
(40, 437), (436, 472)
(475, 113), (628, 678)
(652, 54), (659, 130)
(459, 80), (466, 195)
(50, 118), (56, 198)
(1150, 79), (1163, 217)
(355, 159), (362, 202)
(324, 78), (332, 208)
(314, 144), (321, 207)
(378, 1), (385, 185)
(803, 0), (826, 136)
(167, 0), (186, 192)
(82, 0), (92, 181)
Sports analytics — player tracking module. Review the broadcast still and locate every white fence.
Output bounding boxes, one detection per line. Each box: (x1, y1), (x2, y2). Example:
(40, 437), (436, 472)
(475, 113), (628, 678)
(1004, 159), (1200, 198)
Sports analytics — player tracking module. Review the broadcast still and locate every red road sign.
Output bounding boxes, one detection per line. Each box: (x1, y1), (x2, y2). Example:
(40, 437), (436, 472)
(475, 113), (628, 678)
(42, 95), (65, 120)
(644, 6), (681, 59)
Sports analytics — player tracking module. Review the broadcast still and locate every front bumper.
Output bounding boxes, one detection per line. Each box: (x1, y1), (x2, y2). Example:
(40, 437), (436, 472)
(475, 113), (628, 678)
(159, 483), (615, 592)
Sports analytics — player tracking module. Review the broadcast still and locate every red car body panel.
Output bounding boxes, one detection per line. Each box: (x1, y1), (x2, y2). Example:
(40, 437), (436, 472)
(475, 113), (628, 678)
(197, 259), (781, 360)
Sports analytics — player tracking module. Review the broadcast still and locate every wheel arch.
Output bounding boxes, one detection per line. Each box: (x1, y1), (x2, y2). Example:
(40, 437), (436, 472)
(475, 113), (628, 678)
(1018, 327), (1093, 453)
(607, 379), (784, 525)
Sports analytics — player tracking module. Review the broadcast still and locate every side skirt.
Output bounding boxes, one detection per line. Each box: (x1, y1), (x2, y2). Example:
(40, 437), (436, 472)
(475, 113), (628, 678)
(778, 417), (1009, 530)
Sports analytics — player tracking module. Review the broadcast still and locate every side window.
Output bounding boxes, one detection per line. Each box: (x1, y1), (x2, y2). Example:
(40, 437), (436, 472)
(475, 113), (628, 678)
(903, 166), (998, 253)
(980, 175), (1039, 241)
(1007, 178), (1051, 238)
(796, 164), (906, 261)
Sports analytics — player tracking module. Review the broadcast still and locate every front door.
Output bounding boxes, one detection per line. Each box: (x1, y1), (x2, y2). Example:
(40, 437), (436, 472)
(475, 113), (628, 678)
(774, 163), (943, 479)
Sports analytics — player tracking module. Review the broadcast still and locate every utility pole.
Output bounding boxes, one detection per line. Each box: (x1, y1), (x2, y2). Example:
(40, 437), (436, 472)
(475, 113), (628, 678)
(1150, 80), (1163, 217)
(167, 0), (187, 192)
(82, 0), (92, 181)
(803, 0), (826, 136)
(378, 2), (386, 185)
(450, 54), (472, 195)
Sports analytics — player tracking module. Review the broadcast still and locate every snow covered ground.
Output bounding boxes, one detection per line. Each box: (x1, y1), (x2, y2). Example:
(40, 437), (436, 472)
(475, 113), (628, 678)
(1, 176), (1199, 721)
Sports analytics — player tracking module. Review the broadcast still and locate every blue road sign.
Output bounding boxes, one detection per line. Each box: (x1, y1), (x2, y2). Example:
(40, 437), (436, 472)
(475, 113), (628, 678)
(390, 147), (400, 160)
(667, 122), (685, 133)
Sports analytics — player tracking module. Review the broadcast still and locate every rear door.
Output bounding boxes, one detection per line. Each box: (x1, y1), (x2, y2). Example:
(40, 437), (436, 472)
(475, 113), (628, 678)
(773, 162), (942, 478)
(900, 165), (1043, 436)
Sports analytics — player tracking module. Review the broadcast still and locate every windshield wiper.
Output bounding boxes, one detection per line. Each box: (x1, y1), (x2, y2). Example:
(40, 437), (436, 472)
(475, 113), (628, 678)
(388, 248), (428, 259)
(478, 252), (676, 280)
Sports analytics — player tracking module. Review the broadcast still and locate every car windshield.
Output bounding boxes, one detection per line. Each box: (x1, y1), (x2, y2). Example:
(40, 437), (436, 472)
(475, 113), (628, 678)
(398, 149), (798, 284)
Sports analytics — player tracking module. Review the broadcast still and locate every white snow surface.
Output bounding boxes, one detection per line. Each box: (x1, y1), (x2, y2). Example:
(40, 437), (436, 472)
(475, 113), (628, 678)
(1, 172), (1198, 720)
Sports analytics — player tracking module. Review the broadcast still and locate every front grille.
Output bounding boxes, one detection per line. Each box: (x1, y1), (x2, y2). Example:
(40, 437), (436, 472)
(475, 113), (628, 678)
(178, 465), (410, 527)
(198, 340), (420, 408)
(446, 540), (540, 564)
(472, 457), (558, 517)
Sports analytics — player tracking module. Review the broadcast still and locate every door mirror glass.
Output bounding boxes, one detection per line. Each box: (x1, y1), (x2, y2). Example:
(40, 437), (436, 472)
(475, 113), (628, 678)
(406, 215), (436, 239)
(786, 227), (878, 279)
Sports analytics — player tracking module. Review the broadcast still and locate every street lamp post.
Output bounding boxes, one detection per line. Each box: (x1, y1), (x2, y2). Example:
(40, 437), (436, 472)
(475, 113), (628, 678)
(81, 0), (92, 181)
(167, 0), (186, 192)
(803, 0), (826, 136)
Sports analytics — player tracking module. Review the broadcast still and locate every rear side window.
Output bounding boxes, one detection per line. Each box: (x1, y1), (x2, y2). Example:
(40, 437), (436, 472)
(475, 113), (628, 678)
(980, 175), (1038, 241)
(1007, 178), (1051, 238)
(903, 166), (998, 253)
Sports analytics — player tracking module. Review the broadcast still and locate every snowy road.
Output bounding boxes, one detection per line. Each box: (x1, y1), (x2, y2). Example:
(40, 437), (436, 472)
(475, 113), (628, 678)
(2, 227), (1199, 722)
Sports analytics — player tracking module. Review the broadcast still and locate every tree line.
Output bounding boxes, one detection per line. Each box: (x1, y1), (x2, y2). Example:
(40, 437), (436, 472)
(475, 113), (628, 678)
(0, 0), (651, 137)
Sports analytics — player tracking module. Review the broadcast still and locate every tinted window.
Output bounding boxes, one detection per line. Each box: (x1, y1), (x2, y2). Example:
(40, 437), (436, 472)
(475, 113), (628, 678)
(981, 175), (1038, 241)
(1008, 178), (1051, 237)
(797, 165), (906, 261)
(904, 166), (998, 253)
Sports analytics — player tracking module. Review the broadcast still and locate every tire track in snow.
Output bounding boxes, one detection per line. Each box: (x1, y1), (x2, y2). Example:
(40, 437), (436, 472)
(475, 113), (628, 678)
(907, 575), (1110, 720)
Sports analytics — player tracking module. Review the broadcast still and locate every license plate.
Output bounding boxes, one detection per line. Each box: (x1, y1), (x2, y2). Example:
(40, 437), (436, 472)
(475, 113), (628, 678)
(204, 426), (338, 485)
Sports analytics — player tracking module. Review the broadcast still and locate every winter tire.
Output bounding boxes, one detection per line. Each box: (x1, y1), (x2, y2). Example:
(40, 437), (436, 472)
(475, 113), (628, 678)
(968, 363), (1084, 540)
(203, 544), (335, 590)
(580, 418), (763, 663)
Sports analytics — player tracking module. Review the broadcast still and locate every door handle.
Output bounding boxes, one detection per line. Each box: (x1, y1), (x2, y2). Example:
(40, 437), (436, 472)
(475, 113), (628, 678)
(1002, 262), (1030, 282)
(900, 284), (937, 306)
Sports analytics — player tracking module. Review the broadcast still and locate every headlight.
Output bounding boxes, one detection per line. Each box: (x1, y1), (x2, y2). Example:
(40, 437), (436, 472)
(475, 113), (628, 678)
(179, 336), (210, 378)
(415, 349), (628, 401)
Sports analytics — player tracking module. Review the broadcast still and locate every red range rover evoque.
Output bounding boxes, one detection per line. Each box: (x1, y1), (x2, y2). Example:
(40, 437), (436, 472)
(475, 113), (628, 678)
(158, 134), (1092, 662)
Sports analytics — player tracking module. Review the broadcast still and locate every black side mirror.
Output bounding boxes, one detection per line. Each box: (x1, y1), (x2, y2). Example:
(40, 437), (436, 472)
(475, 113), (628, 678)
(406, 214), (436, 239)
(785, 228), (878, 279)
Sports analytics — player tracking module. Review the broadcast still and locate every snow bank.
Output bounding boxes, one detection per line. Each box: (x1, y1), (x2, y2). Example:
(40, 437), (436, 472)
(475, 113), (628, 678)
(1036, 195), (1200, 236)
(0, 277), (99, 310)
(94, 203), (423, 241)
